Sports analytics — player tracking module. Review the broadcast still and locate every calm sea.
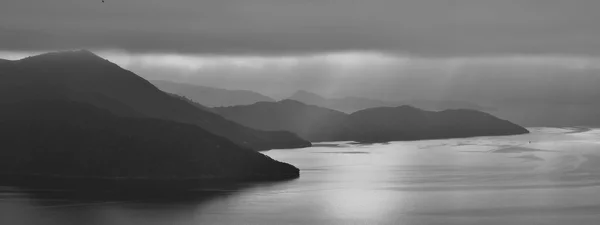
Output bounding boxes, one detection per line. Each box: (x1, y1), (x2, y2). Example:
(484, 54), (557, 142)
(3, 127), (600, 225)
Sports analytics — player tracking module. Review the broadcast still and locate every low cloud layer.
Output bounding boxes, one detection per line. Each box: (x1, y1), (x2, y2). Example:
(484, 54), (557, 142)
(4, 50), (598, 105)
(109, 52), (600, 104)
(3, 0), (600, 56)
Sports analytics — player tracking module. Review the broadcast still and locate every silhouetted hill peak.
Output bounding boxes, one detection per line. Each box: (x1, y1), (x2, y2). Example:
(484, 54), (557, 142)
(19, 49), (107, 65)
(0, 50), (311, 151)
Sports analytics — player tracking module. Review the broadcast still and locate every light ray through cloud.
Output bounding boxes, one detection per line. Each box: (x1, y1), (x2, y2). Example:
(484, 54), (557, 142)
(2, 50), (600, 101)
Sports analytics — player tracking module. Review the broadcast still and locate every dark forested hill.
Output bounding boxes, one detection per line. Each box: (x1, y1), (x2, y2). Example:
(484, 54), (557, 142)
(346, 106), (529, 142)
(0, 100), (299, 183)
(0, 50), (310, 150)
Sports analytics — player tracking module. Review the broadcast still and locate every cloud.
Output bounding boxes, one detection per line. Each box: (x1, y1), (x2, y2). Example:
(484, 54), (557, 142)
(104, 52), (600, 102)
(96, 50), (404, 72)
(2, 0), (600, 56)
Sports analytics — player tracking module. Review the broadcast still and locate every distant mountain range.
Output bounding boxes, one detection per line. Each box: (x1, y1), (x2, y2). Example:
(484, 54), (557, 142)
(0, 50), (307, 186)
(215, 100), (528, 142)
(152, 80), (275, 107)
(288, 90), (492, 113)
(151, 82), (491, 114)
(0, 50), (310, 151)
(156, 83), (600, 128)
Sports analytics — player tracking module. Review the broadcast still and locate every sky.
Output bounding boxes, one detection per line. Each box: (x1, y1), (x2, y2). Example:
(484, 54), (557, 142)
(2, 0), (600, 102)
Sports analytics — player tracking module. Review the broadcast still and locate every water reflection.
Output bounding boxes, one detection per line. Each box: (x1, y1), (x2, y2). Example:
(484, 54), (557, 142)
(0, 182), (285, 225)
(322, 188), (403, 220)
(2, 127), (600, 224)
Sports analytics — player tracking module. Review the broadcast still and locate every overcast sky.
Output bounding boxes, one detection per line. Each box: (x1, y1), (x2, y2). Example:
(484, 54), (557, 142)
(2, 0), (600, 102)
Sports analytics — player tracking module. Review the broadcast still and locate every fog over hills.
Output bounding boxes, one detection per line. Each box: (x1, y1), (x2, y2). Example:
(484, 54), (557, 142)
(0, 49), (528, 185)
(4, 49), (595, 128)
(215, 100), (354, 142)
(99, 58), (600, 127)
(1, 0), (600, 223)
(3, 0), (600, 128)
(152, 80), (275, 107)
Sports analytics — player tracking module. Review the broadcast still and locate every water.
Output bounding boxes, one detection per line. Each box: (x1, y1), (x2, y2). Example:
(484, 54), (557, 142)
(2, 127), (600, 225)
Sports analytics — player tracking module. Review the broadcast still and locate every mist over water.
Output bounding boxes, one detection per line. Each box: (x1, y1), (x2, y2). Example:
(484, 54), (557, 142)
(2, 127), (600, 225)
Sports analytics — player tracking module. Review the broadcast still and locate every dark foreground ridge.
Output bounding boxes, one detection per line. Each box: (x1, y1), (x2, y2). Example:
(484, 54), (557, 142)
(0, 50), (310, 151)
(215, 100), (530, 142)
(0, 101), (299, 190)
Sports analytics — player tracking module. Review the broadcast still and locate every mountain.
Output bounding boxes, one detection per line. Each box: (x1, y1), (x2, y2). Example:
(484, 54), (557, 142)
(215, 100), (357, 142)
(215, 101), (529, 142)
(346, 106), (528, 142)
(288, 90), (490, 113)
(0, 100), (299, 185)
(0, 50), (310, 151)
(152, 80), (275, 107)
